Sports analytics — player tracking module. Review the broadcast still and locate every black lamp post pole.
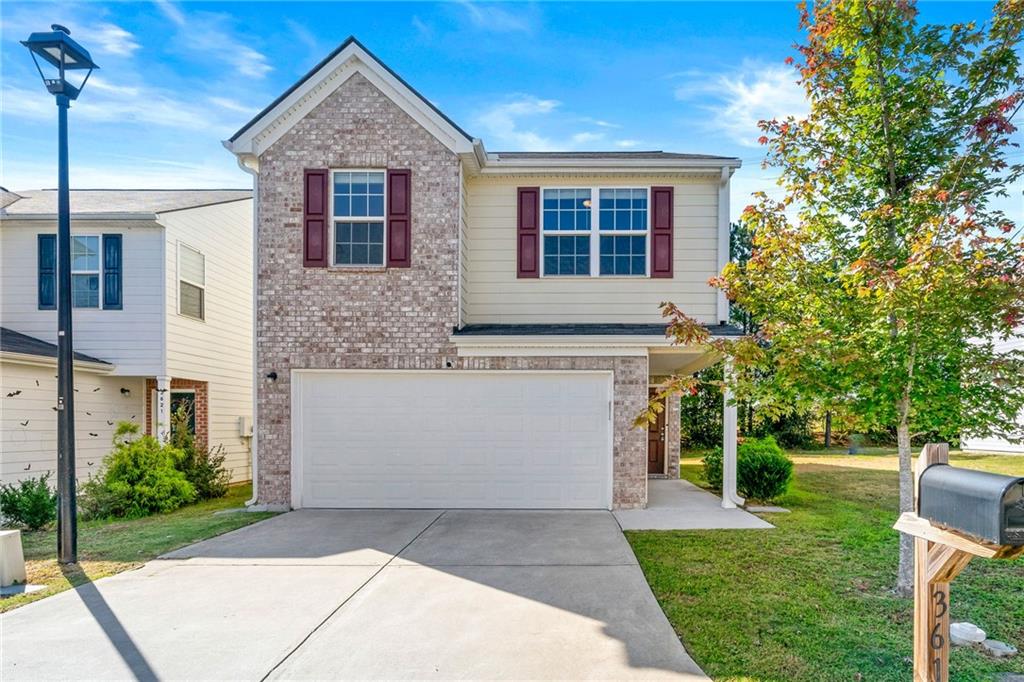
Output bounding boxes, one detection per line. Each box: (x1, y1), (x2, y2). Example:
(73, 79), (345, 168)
(55, 92), (77, 564)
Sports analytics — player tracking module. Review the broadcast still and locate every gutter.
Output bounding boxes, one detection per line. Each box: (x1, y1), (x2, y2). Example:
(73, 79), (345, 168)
(0, 351), (114, 373)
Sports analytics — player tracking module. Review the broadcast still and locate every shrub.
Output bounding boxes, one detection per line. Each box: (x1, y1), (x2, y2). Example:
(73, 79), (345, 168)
(0, 473), (57, 530)
(702, 447), (724, 489)
(169, 406), (229, 500)
(700, 436), (793, 502)
(79, 422), (195, 519)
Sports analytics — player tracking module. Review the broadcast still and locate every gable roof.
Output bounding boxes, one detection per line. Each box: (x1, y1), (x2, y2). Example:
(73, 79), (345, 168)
(224, 36), (476, 159)
(0, 189), (251, 218)
(1, 327), (111, 366)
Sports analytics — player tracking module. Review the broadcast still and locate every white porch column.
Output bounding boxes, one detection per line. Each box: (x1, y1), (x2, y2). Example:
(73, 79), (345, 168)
(722, 361), (744, 509)
(155, 375), (172, 443)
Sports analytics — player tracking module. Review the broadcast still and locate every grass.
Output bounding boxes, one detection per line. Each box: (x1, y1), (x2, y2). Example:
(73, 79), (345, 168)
(2, 483), (276, 613)
(626, 450), (1024, 682)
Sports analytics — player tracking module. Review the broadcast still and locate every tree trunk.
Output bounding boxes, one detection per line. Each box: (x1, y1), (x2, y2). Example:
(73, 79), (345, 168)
(824, 411), (832, 449)
(895, 415), (914, 597)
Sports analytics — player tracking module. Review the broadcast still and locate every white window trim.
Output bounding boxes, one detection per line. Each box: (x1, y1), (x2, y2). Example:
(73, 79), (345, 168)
(538, 185), (651, 278)
(177, 241), (206, 322)
(152, 387), (197, 436)
(70, 234), (103, 309)
(329, 168), (388, 268)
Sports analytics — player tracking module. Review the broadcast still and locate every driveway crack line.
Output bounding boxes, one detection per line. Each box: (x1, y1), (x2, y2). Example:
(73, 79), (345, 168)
(258, 509), (448, 682)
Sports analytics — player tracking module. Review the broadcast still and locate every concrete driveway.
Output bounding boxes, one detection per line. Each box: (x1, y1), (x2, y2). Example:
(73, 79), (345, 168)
(2, 510), (706, 680)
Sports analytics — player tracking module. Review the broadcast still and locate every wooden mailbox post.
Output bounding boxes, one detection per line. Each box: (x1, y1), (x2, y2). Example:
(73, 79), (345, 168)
(893, 443), (1024, 682)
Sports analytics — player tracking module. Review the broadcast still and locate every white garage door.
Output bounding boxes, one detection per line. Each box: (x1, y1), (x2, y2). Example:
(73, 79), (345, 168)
(293, 371), (612, 509)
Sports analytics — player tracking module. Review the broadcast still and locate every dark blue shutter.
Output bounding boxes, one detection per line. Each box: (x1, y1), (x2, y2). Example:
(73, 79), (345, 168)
(102, 234), (122, 310)
(38, 234), (56, 310)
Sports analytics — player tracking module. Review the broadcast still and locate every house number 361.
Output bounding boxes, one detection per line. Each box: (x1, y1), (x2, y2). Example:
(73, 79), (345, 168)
(931, 586), (948, 680)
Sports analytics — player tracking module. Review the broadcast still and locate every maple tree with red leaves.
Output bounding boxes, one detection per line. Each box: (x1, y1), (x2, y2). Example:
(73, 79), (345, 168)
(640, 0), (1024, 595)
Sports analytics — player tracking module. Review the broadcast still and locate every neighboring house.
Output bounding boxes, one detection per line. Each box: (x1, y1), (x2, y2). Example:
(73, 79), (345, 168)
(225, 37), (743, 511)
(963, 331), (1024, 454)
(0, 189), (254, 484)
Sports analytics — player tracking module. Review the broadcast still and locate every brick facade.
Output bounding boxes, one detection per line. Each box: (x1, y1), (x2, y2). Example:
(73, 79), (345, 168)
(144, 377), (209, 448)
(253, 72), (649, 509)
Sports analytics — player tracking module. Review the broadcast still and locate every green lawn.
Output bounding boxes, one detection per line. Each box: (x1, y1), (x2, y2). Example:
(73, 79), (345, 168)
(626, 451), (1024, 682)
(2, 483), (276, 613)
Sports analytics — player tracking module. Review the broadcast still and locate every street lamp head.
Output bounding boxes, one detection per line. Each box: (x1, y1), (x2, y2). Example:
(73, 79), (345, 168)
(21, 25), (98, 101)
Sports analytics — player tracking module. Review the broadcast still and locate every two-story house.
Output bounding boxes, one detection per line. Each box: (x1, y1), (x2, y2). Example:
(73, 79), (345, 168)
(225, 37), (743, 511)
(0, 189), (254, 484)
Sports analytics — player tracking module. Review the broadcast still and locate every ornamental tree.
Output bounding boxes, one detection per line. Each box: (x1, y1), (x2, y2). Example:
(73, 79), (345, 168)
(641, 0), (1024, 596)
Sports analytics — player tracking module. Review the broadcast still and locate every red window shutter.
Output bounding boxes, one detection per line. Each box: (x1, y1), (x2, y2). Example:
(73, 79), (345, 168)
(517, 187), (540, 278)
(387, 169), (412, 268)
(651, 186), (674, 278)
(303, 169), (329, 267)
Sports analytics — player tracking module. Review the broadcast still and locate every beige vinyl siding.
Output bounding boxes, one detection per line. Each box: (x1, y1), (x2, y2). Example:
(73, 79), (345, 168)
(0, 220), (165, 375)
(0, 361), (144, 483)
(463, 174), (721, 324)
(160, 199), (254, 482)
(963, 333), (1024, 453)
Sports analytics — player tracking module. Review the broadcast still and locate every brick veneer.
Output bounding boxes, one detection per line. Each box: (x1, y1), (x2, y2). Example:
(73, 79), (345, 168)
(253, 72), (648, 509)
(144, 377), (208, 448)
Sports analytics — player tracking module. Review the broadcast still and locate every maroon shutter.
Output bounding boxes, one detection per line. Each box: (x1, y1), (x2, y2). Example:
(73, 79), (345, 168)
(387, 169), (412, 268)
(517, 187), (540, 278)
(651, 186), (673, 278)
(303, 169), (328, 267)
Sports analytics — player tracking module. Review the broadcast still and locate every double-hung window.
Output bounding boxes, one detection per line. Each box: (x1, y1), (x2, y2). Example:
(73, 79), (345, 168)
(332, 170), (386, 266)
(540, 187), (649, 277)
(71, 236), (101, 308)
(178, 243), (205, 321)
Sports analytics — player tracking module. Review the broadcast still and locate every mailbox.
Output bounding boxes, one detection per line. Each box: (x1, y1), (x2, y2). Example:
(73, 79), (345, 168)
(918, 464), (1024, 546)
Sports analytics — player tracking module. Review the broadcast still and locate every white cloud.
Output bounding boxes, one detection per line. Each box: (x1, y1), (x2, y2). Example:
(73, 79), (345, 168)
(209, 96), (258, 115)
(154, 0), (186, 28)
(615, 139), (640, 148)
(411, 16), (434, 39)
(91, 23), (140, 56)
(674, 60), (807, 148)
(580, 117), (620, 129)
(87, 77), (140, 98)
(154, 2), (272, 79)
(571, 132), (604, 144)
(456, 0), (535, 33)
(475, 96), (562, 150)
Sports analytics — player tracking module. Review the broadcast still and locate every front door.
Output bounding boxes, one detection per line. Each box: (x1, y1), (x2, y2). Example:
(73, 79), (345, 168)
(647, 388), (666, 474)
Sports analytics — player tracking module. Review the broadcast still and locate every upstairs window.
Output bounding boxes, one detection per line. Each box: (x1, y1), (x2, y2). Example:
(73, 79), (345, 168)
(71, 236), (100, 308)
(540, 187), (649, 277)
(542, 188), (591, 276)
(332, 170), (386, 266)
(178, 243), (205, 321)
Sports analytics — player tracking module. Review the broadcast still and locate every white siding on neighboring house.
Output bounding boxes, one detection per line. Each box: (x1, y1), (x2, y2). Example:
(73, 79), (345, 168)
(463, 174), (721, 324)
(0, 361), (145, 483)
(963, 333), (1024, 454)
(0, 220), (165, 375)
(459, 165), (469, 326)
(159, 200), (254, 481)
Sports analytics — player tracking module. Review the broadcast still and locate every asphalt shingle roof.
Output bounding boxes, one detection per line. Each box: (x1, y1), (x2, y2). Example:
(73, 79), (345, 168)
(1, 327), (111, 365)
(0, 189), (251, 216)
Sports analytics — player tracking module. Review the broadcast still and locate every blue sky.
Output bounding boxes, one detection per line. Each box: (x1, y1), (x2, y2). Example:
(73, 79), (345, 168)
(1, 1), (1017, 219)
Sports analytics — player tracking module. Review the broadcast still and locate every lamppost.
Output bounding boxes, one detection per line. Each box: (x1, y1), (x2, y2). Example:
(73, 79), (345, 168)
(21, 25), (98, 564)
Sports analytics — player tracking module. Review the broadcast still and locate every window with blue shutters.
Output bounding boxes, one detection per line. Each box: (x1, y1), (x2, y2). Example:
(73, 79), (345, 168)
(37, 233), (124, 310)
(37, 234), (56, 310)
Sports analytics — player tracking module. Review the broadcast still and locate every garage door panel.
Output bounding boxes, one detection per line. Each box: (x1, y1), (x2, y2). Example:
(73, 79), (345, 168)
(296, 372), (612, 509)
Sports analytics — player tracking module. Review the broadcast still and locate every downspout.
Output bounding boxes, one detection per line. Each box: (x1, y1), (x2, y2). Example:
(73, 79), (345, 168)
(229, 147), (260, 506)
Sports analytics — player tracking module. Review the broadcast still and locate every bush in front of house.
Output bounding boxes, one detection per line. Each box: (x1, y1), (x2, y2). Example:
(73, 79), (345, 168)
(79, 422), (195, 519)
(169, 405), (229, 500)
(0, 473), (57, 530)
(701, 436), (793, 502)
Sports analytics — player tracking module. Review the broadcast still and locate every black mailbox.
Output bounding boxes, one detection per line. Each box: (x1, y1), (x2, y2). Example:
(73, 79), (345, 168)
(918, 464), (1024, 546)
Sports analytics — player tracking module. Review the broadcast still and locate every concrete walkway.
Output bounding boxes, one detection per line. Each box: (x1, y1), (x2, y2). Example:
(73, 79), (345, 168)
(614, 479), (774, 531)
(3, 509), (708, 680)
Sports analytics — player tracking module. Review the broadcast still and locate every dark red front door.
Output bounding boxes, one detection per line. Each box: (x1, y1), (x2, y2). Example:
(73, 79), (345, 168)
(647, 389), (666, 474)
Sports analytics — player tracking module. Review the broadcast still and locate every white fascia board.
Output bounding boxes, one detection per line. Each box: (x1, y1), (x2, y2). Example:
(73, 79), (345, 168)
(451, 334), (671, 348)
(225, 45), (474, 159)
(474, 158), (741, 176)
(0, 352), (115, 374)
